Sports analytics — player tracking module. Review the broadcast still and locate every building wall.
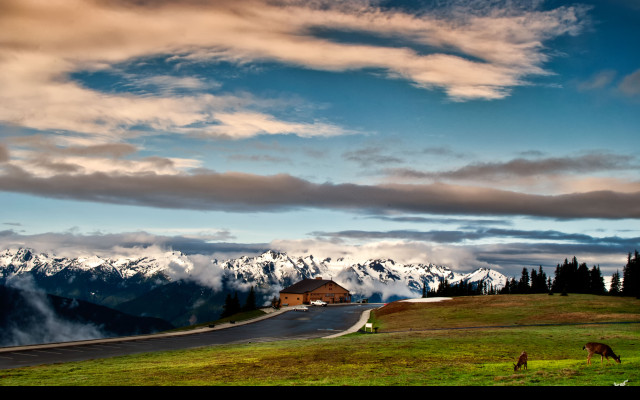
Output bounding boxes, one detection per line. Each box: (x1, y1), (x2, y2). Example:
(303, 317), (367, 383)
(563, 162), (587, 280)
(279, 293), (305, 306)
(280, 281), (351, 306)
(308, 282), (350, 304)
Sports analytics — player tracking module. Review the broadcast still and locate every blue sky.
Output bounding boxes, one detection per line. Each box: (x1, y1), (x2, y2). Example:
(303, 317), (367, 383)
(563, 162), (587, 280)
(1, 0), (639, 279)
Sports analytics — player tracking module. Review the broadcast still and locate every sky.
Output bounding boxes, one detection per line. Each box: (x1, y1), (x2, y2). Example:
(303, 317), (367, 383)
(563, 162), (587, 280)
(1, 0), (639, 280)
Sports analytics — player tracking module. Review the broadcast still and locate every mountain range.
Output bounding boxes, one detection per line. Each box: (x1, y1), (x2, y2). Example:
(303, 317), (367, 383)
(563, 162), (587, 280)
(0, 284), (174, 347)
(0, 247), (508, 332)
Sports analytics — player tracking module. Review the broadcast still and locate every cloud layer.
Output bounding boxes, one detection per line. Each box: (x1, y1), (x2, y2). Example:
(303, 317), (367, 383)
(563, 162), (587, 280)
(0, 228), (632, 278)
(1, 0), (637, 281)
(0, 0), (589, 141)
(1, 165), (639, 219)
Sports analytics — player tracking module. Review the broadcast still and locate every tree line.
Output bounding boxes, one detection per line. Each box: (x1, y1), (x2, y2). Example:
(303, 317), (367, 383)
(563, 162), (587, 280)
(426, 277), (494, 297)
(220, 286), (258, 318)
(610, 250), (639, 297)
(426, 250), (639, 298)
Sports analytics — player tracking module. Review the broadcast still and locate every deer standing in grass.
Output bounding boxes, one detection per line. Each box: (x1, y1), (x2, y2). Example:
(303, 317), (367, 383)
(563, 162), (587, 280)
(513, 351), (528, 372)
(583, 342), (621, 366)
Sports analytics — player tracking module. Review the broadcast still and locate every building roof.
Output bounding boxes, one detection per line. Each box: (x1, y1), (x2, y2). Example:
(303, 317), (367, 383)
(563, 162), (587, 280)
(279, 278), (348, 294)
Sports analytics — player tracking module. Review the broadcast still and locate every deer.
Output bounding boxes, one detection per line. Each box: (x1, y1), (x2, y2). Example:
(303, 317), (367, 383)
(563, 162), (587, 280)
(583, 342), (621, 366)
(513, 351), (528, 372)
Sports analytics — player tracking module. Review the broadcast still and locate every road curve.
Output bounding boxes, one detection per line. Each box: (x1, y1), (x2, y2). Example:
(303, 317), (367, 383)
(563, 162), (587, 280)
(0, 303), (381, 370)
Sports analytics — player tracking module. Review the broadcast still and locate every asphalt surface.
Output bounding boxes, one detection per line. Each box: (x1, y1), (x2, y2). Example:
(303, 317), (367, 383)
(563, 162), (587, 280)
(0, 304), (381, 370)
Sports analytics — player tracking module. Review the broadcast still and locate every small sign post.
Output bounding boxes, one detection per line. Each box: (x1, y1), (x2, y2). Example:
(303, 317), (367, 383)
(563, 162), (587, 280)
(365, 322), (373, 332)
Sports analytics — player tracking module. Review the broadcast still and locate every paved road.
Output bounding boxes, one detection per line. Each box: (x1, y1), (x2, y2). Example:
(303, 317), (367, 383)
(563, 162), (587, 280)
(0, 304), (380, 370)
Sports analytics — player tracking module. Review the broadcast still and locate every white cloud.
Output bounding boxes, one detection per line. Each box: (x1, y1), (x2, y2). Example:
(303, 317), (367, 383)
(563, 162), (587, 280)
(578, 70), (617, 91)
(3, 275), (106, 346)
(618, 69), (640, 96)
(0, 0), (589, 139)
(165, 254), (225, 291)
(207, 111), (351, 139)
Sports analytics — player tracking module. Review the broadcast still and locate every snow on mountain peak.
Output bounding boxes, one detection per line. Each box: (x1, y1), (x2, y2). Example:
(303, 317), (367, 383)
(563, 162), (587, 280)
(0, 247), (507, 300)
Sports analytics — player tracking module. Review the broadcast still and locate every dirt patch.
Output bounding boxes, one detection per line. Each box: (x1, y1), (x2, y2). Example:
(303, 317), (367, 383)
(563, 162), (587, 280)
(374, 301), (415, 317)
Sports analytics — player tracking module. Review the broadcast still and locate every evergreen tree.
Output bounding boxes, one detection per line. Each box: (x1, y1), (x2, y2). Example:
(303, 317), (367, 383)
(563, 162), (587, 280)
(231, 292), (241, 314)
(552, 257), (581, 294)
(242, 286), (257, 312)
(221, 291), (241, 318)
(500, 277), (511, 294)
(589, 265), (606, 295)
(428, 277), (483, 297)
(422, 281), (427, 298)
(530, 268), (538, 292)
(609, 270), (621, 296)
(622, 250), (639, 298)
(539, 266), (549, 292)
(530, 266), (548, 293)
(270, 296), (281, 309)
(576, 262), (590, 293)
(509, 277), (518, 294)
(552, 264), (562, 293)
(221, 293), (234, 318)
(518, 268), (530, 293)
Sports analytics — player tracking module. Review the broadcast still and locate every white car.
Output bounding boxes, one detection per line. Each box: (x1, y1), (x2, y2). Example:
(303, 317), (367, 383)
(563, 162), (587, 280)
(293, 305), (309, 311)
(310, 300), (327, 306)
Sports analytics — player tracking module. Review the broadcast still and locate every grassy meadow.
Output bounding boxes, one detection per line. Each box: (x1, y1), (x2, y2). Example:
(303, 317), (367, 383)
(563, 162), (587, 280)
(1, 294), (638, 386)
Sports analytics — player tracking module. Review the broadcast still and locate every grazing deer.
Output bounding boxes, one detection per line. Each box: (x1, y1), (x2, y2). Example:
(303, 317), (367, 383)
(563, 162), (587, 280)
(513, 351), (528, 372)
(583, 342), (621, 366)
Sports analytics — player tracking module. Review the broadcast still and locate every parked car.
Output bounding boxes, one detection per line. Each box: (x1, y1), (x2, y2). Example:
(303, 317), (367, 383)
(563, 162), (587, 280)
(293, 305), (309, 311)
(310, 300), (327, 306)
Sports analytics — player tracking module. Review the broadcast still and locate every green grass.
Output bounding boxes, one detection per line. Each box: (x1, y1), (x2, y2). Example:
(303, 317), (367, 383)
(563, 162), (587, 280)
(1, 294), (638, 386)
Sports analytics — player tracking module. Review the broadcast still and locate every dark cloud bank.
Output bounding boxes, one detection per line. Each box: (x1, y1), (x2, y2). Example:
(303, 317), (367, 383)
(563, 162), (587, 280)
(1, 167), (639, 219)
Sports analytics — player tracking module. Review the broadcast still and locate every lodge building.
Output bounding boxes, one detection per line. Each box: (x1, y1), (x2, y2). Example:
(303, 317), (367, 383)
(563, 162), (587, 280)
(279, 277), (351, 306)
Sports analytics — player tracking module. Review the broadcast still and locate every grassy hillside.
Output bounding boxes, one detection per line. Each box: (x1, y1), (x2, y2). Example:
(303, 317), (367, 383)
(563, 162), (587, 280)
(371, 293), (640, 330)
(1, 294), (638, 386)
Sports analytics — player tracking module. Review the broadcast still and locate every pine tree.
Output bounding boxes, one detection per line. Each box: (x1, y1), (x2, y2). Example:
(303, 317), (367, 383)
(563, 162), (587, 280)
(539, 266), (549, 292)
(576, 262), (590, 293)
(589, 265), (605, 295)
(552, 256), (582, 294)
(270, 296), (280, 309)
(510, 277), (518, 294)
(622, 251), (639, 298)
(231, 292), (241, 314)
(609, 270), (621, 296)
(221, 291), (241, 318)
(500, 277), (510, 294)
(242, 286), (257, 312)
(530, 268), (538, 292)
(552, 264), (561, 293)
(518, 268), (530, 293)
(221, 293), (234, 318)
(530, 266), (548, 293)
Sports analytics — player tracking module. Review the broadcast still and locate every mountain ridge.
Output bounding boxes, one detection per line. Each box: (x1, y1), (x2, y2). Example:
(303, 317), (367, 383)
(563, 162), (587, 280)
(1, 247), (508, 328)
(0, 247), (508, 297)
(0, 284), (174, 347)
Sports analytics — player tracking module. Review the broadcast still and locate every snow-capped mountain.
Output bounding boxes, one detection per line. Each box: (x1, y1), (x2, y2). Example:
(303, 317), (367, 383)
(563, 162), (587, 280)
(0, 248), (180, 280)
(1, 247), (510, 347)
(0, 247), (507, 301)
(219, 250), (507, 299)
